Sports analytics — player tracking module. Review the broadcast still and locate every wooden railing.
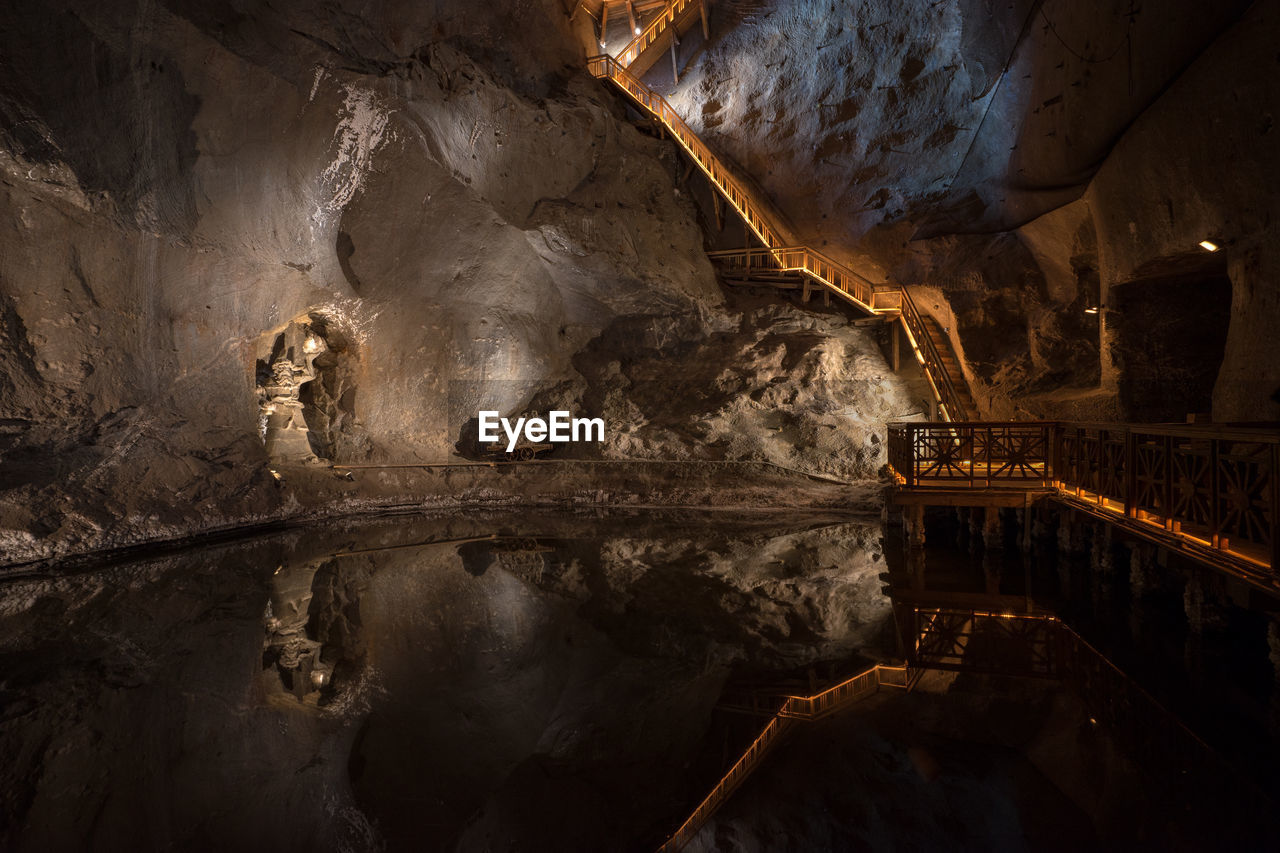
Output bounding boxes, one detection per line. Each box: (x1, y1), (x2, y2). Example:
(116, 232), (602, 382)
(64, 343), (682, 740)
(588, 54), (786, 252)
(887, 421), (1054, 489)
(615, 0), (701, 67)
(896, 287), (970, 421)
(1055, 422), (1280, 570)
(887, 421), (1280, 578)
(657, 663), (910, 852)
(586, 53), (976, 422)
(706, 246), (883, 312)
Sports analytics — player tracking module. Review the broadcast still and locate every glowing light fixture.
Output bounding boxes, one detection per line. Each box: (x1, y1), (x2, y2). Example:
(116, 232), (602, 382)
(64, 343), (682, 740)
(1199, 239), (1219, 252)
(1084, 306), (1099, 315)
(635, 26), (642, 34)
(269, 468), (282, 480)
(303, 336), (320, 354)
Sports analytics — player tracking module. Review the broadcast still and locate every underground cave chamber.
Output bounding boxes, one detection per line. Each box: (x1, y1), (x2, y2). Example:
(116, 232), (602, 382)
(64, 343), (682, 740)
(2, 1), (1280, 851)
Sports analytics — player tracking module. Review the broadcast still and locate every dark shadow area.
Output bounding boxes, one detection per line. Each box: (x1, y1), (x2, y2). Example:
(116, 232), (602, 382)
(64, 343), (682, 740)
(1113, 264), (1231, 421)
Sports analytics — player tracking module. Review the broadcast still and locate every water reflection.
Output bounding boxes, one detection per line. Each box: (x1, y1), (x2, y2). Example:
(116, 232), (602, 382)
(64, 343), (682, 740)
(0, 509), (893, 852)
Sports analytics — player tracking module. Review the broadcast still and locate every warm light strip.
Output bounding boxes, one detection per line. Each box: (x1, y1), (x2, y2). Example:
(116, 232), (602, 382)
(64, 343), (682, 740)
(616, 0), (698, 67)
(658, 663), (908, 851)
(588, 55), (964, 423)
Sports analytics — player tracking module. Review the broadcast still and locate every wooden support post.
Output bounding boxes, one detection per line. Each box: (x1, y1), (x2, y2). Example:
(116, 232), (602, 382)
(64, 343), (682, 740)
(1021, 491), (1033, 552)
(712, 189), (724, 231)
(599, 2), (609, 46)
(1210, 437), (1222, 548)
(823, 287), (831, 306)
(891, 321), (901, 372)
(626, 0), (637, 36)
(670, 32), (680, 85)
(1271, 443), (1279, 573)
(1162, 434), (1174, 530)
(802, 280), (811, 303)
(680, 159), (694, 185)
(700, 0), (710, 39)
(1124, 428), (1136, 518)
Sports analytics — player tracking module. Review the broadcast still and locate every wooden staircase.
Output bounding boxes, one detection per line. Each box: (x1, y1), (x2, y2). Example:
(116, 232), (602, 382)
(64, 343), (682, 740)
(584, 19), (977, 420)
(916, 314), (978, 416)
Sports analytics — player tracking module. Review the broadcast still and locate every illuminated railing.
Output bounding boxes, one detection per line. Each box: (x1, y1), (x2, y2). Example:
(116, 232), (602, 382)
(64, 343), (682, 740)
(895, 287), (970, 421)
(657, 663), (910, 852)
(706, 246), (882, 315)
(1054, 422), (1279, 570)
(887, 421), (1054, 489)
(887, 421), (1280, 577)
(588, 54), (785, 252)
(615, 0), (702, 68)
(586, 55), (973, 420)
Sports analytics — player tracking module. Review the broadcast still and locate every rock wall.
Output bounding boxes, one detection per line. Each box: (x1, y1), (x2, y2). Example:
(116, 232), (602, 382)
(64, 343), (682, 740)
(656, 0), (1271, 421)
(0, 0), (923, 565)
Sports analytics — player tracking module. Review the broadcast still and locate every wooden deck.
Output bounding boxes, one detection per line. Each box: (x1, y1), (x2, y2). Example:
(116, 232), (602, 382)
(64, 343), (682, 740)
(888, 420), (1280, 593)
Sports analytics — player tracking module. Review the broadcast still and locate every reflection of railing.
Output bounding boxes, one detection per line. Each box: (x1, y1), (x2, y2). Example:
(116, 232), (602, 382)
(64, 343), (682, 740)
(903, 606), (1232, 787)
(658, 663), (910, 853)
(887, 421), (1279, 577)
(912, 608), (1061, 677)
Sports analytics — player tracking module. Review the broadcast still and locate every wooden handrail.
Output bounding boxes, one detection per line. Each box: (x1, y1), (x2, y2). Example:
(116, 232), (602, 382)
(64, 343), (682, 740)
(887, 420), (1280, 581)
(588, 55), (786, 252)
(896, 287), (970, 421)
(615, 0), (701, 67)
(587, 53), (974, 421)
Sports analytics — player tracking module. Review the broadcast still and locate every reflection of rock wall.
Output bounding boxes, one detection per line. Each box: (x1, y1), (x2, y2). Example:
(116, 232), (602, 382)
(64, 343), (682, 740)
(0, 509), (902, 851)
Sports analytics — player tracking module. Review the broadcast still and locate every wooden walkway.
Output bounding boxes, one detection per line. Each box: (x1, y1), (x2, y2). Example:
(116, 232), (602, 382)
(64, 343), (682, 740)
(887, 420), (1280, 590)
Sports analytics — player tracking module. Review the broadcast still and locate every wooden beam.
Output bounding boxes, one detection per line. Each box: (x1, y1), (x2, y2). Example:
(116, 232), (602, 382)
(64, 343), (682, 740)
(891, 321), (901, 371)
(626, 0), (638, 37)
(599, 2), (608, 46)
(700, 0), (710, 40)
(711, 188), (723, 231)
(670, 32), (680, 85)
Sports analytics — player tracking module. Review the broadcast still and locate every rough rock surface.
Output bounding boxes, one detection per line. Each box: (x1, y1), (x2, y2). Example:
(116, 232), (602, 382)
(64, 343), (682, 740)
(0, 0), (923, 566)
(655, 0), (1275, 420)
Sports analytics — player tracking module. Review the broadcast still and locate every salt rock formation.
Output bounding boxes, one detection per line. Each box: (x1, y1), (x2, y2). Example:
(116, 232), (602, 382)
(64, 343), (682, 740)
(0, 0), (919, 565)
(661, 0), (1277, 420)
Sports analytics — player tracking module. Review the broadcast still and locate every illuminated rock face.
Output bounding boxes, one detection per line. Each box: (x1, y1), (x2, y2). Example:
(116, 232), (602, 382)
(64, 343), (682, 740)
(660, 0), (1279, 420)
(0, 0), (919, 563)
(0, 0), (1277, 563)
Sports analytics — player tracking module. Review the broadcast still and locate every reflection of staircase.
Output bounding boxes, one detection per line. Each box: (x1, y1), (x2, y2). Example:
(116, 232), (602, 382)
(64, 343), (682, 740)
(584, 48), (976, 420)
(657, 664), (911, 853)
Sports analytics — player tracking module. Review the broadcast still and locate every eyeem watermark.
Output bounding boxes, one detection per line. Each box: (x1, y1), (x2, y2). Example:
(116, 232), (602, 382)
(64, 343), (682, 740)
(478, 410), (605, 452)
